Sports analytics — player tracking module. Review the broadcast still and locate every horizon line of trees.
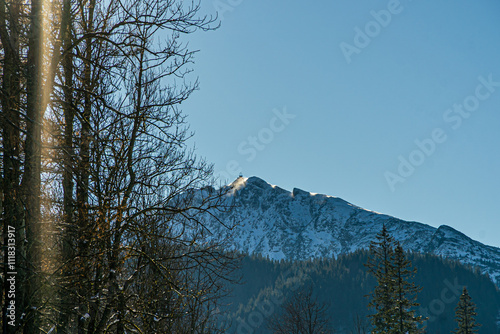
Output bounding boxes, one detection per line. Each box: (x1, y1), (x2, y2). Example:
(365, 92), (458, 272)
(260, 225), (483, 334)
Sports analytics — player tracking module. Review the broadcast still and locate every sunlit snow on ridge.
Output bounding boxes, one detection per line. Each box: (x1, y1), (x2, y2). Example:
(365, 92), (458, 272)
(205, 176), (500, 287)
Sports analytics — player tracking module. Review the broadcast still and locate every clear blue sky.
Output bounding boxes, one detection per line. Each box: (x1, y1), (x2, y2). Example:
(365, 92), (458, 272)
(182, 0), (500, 248)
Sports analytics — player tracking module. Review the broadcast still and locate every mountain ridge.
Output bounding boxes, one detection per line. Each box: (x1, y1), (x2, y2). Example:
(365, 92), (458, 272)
(206, 176), (500, 286)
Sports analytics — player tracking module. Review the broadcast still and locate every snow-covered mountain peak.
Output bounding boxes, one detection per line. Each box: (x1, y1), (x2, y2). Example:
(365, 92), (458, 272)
(208, 176), (500, 286)
(227, 176), (248, 193)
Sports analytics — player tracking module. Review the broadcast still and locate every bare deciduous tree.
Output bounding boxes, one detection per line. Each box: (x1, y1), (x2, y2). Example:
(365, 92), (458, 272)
(268, 285), (333, 334)
(2, 0), (237, 333)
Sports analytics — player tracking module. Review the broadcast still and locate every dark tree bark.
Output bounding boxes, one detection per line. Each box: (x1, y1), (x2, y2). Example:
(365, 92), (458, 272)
(22, 0), (44, 332)
(58, 0), (76, 332)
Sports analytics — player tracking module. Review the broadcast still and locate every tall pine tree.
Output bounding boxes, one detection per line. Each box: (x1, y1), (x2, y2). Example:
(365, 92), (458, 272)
(365, 224), (398, 333)
(454, 287), (481, 334)
(392, 244), (424, 333)
(366, 224), (425, 333)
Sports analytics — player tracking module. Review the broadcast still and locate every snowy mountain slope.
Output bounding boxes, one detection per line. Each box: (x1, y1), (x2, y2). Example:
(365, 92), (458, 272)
(206, 176), (500, 286)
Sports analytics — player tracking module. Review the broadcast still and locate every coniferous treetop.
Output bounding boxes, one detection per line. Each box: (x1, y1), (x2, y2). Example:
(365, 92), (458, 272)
(454, 287), (481, 334)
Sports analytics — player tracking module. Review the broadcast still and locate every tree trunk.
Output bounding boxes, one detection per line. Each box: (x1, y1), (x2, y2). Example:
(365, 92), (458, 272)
(23, 0), (43, 332)
(76, 2), (95, 332)
(58, 0), (75, 331)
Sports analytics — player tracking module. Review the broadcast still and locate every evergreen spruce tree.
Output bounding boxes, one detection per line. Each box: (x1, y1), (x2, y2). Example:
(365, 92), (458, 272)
(454, 287), (481, 334)
(365, 225), (425, 334)
(392, 244), (425, 333)
(365, 224), (398, 333)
